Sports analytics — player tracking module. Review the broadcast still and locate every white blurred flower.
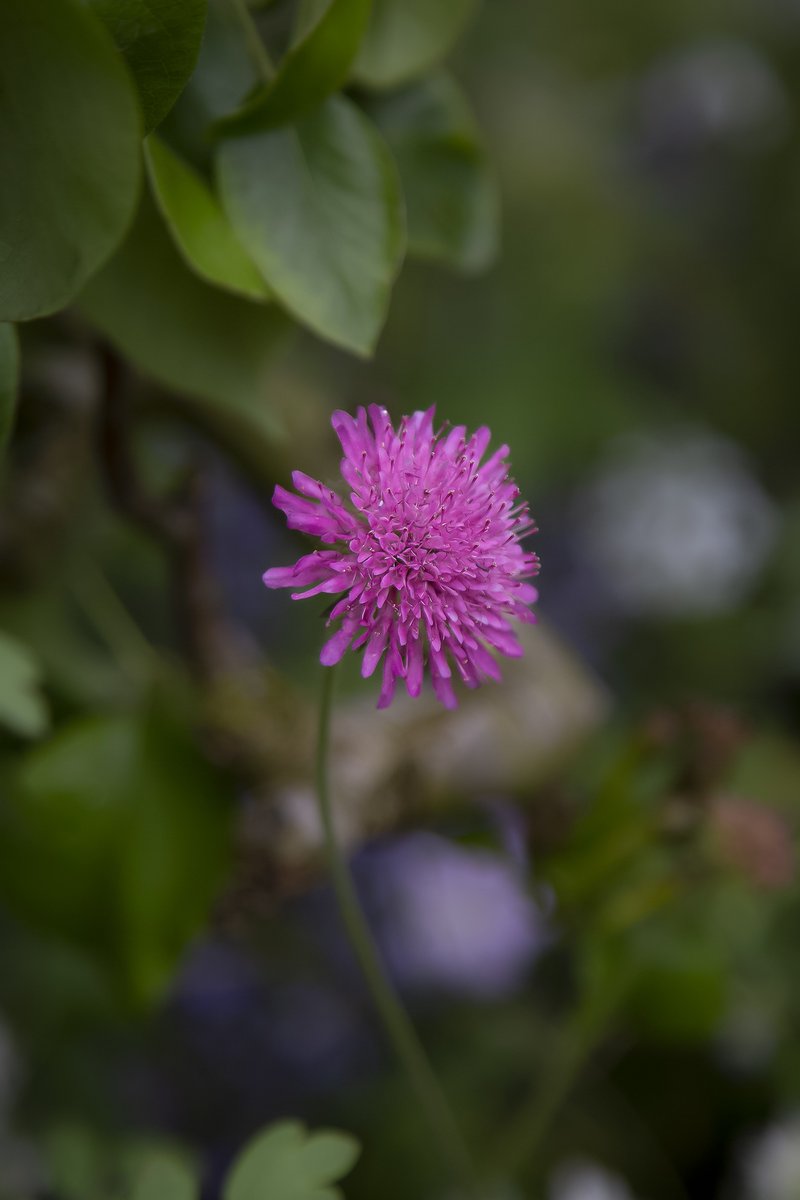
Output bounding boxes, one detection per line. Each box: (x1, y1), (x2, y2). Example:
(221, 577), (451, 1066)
(740, 1114), (800, 1200)
(575, 430), (777, 617)
(642, 40), (789, 152)
(549, 1159), (639, 1200)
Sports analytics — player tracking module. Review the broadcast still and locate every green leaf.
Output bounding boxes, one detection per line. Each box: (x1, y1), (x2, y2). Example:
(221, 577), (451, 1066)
(0, 0), (141, 321)
(0, 631), (49, 739)
(219, 0), (371, 135)
(217, 96), (405, 355)
(160, 0), (260, 169)
(45, 1123), (106, 1200)
(0, 705), (233, 1003)
(225, 1122), (360, 1200)
(353, 0), (478, 89)
(87, 0), (208, 133)
(0, 324), (20, 451)
(116, 700), (232, 1003)
(624, 923), (727, 1043)
(77, 192), (288, 446)
(0, 717), (132, 942)
(369, 74), (498, 272)
(130, 1149), (197, 1200)
(145, 135), (269, 299)
(45, 1126), (198, 1200)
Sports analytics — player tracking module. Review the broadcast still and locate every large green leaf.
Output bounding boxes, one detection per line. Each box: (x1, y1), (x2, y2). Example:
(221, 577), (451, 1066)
(117, 701), (233, 1003)
(0, 717), (132, 943)
(219, 0), (371, 134)
(78, 193), (287, 445)
(0, 631), (49, 739)
(369, 74), (498, 272)
(0, 0), (141, 321)
(145, 135), (269, 299)
(0, 706), (232, 1002)
(225, 1122), (360, 1200)
(0, 324), (19, 451)
(217, 96), (405, 355)
(88, 0), (208, 133)
(353, 0), (478, 89)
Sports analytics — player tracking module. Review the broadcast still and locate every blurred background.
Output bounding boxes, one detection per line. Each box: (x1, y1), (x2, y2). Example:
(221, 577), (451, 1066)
(2, 0), (800, 1197)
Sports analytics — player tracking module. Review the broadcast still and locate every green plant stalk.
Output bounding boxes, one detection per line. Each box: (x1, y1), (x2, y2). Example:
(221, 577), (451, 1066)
(315, 665), (478, 1196)
(226, 0), (274, 82)
(496, 965), (630, 1178)
(69, 560), (156, 686)
(496, 1020), (590, 1177)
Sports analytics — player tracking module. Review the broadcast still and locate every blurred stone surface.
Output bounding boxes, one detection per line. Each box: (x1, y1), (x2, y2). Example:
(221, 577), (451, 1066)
(272, 621), (607, 859)
(213, 622), (607, 921)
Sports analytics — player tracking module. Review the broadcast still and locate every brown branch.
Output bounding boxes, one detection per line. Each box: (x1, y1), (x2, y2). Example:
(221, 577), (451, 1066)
(97, 343), (239, 681)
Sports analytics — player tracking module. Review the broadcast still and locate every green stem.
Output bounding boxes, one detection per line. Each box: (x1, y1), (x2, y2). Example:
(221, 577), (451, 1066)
(69, 561), (155, 686)
(226, 0), (274, 83)
(496, 1022), (589, 1176)
(315, 665), (478, 1196)
(496, 971), (628, 1178)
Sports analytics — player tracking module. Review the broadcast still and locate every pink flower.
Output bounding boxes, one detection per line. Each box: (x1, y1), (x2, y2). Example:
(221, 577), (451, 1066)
(263, 406), (539, 709)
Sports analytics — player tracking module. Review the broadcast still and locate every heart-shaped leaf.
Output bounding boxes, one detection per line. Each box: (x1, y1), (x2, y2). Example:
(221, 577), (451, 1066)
(217, 96), (405, 355)
(0, 324), (20, 452)
(353, 0), (478, 89)
(225, 1122), (360, 1200)
(369, 73), (498, 272)
(145, 135), (269, 299)
(88, 0), (208, 133)
(219, 0), (370, 135)
(0, 0), (141, 321)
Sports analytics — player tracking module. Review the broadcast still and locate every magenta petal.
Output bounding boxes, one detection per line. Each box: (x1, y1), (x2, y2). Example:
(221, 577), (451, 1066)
(406, 636), (424, 697)
(429, 645), (451, 679)
(377, 655), (398, 709)
(482, 625), (524, 658)
(471, 642), (503, 682)
(431, 672), (458, 709)
(263, 566), (297, 588)
(320, 624), (356, 666)
(516, 583), (539, 604)
(469, 425), (492, 463)
(291, 577), (346, 600)
(362, 620), (390, 678)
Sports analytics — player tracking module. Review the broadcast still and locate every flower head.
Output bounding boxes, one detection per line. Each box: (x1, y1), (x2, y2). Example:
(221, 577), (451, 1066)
(264, 405), (539, 709)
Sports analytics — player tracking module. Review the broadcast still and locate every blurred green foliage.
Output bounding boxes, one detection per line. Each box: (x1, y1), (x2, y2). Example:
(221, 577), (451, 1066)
(1, 1), (800, 1199)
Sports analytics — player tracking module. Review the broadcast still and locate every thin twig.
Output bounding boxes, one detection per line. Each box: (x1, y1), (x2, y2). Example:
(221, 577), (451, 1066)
(96, 344), (237, 681)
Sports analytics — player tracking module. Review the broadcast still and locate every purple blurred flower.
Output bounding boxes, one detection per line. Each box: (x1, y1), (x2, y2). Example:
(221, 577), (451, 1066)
(263, 406), (539, 708)
(364, 832), (548, 999)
